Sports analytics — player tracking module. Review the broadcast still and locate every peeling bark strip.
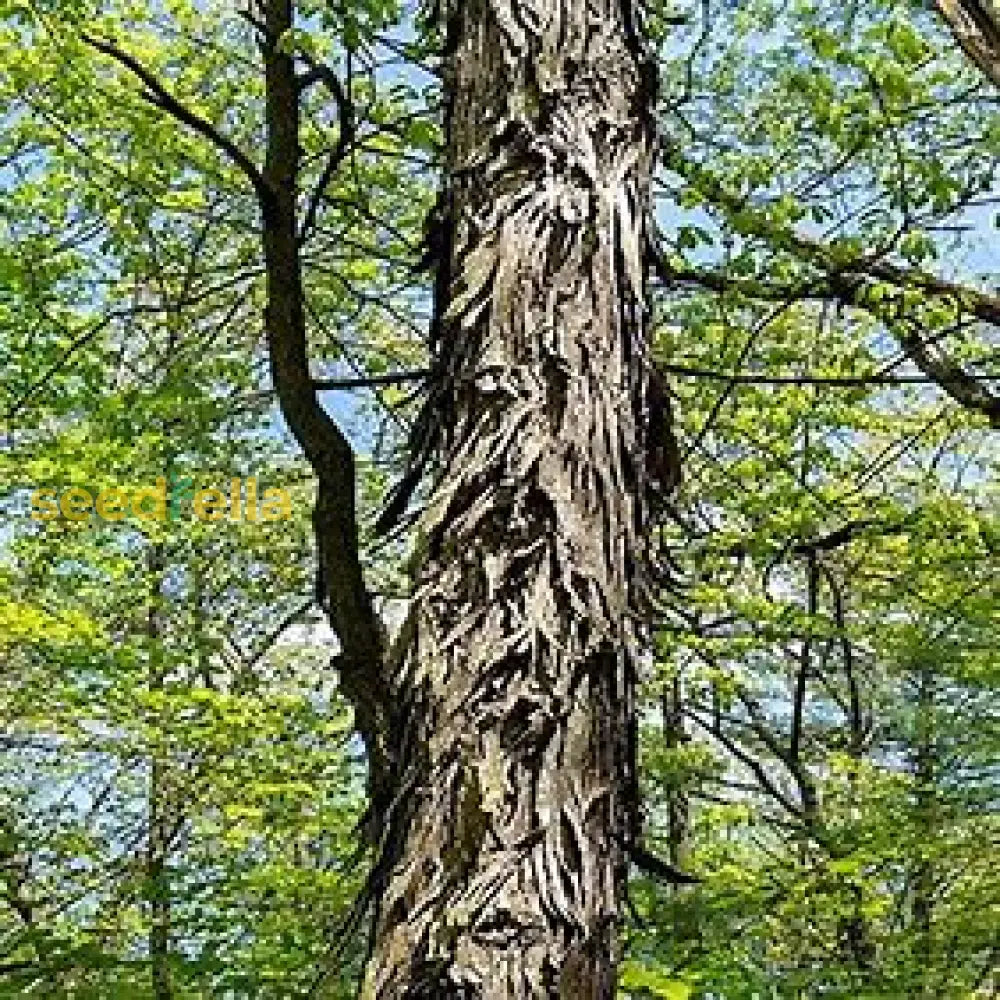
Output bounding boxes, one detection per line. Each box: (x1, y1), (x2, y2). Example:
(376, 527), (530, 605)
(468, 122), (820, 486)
(936, 0), (1000, 88)
(364, 0), (664, 995)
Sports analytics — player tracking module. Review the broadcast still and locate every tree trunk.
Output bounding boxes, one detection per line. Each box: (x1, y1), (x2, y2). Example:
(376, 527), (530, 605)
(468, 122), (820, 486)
(258, 0), (391, 812)
(363, 0), (661, 995)
(147, 543), (173, 1000)
(936, 0), (1000, 87)
(78, 3), (664, 995)
(911, 665), (938, 993)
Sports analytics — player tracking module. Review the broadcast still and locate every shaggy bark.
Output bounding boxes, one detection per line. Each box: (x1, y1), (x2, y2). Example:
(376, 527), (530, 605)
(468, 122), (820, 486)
(362, 0), (666, 995)
(936, 0), (1000, 87)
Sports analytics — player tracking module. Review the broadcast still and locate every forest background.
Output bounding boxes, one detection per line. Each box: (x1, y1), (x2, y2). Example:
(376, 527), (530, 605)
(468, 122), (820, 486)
(0, 0), (998, 996)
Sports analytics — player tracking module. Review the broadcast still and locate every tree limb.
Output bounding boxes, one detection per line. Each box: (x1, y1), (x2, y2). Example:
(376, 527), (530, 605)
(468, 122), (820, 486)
(656, 150), (1000, 426)
(657, 360), (1000, 386)
(296, 60), (355, 245)
(82, 33), (270, 202)
(312, 369), (430, 390)
(686, 706), (803, 819)
(896, 322), (1000, 426)
(629, 844), (702, 885)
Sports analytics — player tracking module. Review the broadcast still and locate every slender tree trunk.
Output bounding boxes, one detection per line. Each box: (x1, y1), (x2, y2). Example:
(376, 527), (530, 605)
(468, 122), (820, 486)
(363, 0), (661, 995)
(149, 759), (172, 1000)
(258, 0), (391, 813)
(662, 676), (689, 870)
(912, 665), (938, 994)
(147, 544), (172, 1000)
(822, 566), (872, 977)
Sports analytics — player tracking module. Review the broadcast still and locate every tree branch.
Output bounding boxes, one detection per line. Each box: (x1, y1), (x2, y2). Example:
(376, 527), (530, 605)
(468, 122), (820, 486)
(82, 33), (270, 203)
(660, 148), (1000, 328)
(896, 322), (1000, 426)
(312, 369), (430, 390)
(629, 844), (702, 885)
(686, 707), (803, 819)
(657, 360), (1000, 386)
(656, 150), (1000, 425)
(297, 61), (355, 245)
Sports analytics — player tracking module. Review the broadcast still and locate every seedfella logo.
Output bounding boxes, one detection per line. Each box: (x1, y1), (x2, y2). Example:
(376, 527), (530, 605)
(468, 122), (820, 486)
(30, 474), (292, 523)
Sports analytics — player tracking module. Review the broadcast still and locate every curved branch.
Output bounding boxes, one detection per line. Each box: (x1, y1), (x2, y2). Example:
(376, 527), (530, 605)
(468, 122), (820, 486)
(82, 34), (270, 202)
(297, 61), (355, 245)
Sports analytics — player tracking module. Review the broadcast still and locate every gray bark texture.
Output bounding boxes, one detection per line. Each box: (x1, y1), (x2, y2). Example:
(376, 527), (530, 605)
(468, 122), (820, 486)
(362, 0), (667, 995)
(936, 0), (1000, 87)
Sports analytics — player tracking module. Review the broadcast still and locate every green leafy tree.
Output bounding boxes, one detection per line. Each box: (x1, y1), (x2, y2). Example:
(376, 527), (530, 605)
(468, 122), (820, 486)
(2, 0), (999, 996)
